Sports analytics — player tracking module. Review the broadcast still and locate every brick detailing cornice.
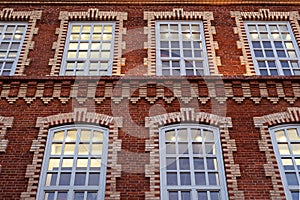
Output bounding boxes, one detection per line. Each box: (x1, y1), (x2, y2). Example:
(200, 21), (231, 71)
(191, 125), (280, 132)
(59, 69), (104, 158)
(49, 8), (127, 76)
(0, 8), (41, 76)
(20, 108), (122, 200)
(144, 8), (221, 75)
(0, 78), (300, 105)
(145, 108), (243, 199)
(253, 107), (300, 199)
(231, 9), (300, 76)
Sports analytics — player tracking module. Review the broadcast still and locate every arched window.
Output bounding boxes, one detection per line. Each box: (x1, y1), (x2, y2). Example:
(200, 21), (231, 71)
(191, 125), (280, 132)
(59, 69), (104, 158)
(37, 124), (109, 200)
(159, 124), (228, 200)
(270, 125), (300, 200)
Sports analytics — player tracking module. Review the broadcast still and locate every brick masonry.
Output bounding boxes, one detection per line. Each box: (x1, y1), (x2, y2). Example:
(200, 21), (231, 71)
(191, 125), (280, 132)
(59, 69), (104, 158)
(0, 3), (300, 200)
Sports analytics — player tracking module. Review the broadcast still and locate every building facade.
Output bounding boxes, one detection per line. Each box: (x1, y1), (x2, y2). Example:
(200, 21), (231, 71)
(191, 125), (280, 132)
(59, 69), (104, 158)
(0, 0), (300, 199)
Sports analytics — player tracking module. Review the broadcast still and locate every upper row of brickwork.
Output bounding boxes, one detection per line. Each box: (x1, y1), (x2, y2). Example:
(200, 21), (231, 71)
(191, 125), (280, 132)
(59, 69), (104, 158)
(1, 0), (300, 5)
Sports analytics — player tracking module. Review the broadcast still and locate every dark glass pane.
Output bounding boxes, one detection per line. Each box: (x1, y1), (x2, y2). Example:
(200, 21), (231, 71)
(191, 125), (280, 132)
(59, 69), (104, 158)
(195, 172), (206, 185)
(198, 192), (208, 200)
(270, 69), (278, 75)
(194, 50), (201, 57)
(167, 172), (177, 185)
(57, 193), (68, 200)
(171, 41), (180, 48)
(260, 69), (268, 75)
(262, 41), (271, 48)
(286, 173), (299, 185)
(179, 158), (190, 170)
(252, 41), (261, 48)
(194, 158), (204, 170)
(274, 41), (283, 48)
(281, 61), (289, 68)
(277, 50), (286, 57)
(265, 50), (274, 57)
(292, 192), (299, 200)
(74, 192), (84, 200)
(74, 173), (86, 185)
(45, 192), (55, 200)
(186, 69), (194, 76)
(180, 173), (191, 185)
(87, 192), (98, 200)
(166, 158), (177, 170)
(181, 191), (191, 200)
(183, 41), (191, 48)
(59, 173), (71, 186)
(254, 50), (263, 57)
(210, 191), (220, 200)
(160, 41), (169, 48)
(88, 173), (100, 186)
(169, 191), (178, 200)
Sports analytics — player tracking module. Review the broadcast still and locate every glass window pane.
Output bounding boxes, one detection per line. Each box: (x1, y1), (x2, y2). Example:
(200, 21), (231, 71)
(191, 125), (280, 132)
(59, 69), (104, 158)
(181, 191), (191, 200)
(74, 192), (84, 200)
(169, 191), (178, 200)
(57, 193), (68, 200)
(59, 173), (71, 185)
(198, 192), (208, 200)
(167, 172), (177, 185)
(87, 192), (98, 200)
(74, 173), (86, 185)
(88, 173), (100, 186)
(180, 173), (191, 185)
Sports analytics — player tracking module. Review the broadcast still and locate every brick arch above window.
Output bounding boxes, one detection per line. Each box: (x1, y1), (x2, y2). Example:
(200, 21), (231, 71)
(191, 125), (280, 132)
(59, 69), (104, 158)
(145, 108), (244, 200)
(0, 8), (41, 76)
(231, 9), (300, 76)
(49, 8), (127, 76)
(144, 8), (221, 76)
(21, 108), (123, 200)
(254, 107), (300, 200)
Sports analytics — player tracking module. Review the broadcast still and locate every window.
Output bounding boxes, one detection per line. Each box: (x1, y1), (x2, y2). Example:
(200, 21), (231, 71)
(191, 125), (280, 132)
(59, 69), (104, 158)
(245, 21), (300, 75)
(0, 22), (27, 76)
(37, 125), (109, 200)
(270, 125), (300, 200)
(156, 21), (209, 76)
(159, 124), (228, 200)
(144, 9), (220, 76)
(60, 22), (115, 76)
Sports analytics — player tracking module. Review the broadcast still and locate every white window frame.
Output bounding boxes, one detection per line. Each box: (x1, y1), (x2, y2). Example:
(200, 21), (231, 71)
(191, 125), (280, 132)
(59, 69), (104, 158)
(270, 124), (300, 200)
(36, 124), (109, 200)
(60, 21), (116, 76)
(155, 21), (210, 76)
(245, 21), (300, 76)
(159, 124), (228, 200)
(0, 22), (27, 76)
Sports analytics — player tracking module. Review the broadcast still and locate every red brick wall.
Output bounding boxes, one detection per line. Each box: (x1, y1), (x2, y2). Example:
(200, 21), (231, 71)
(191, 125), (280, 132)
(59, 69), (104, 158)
(0, 3), (299, 200)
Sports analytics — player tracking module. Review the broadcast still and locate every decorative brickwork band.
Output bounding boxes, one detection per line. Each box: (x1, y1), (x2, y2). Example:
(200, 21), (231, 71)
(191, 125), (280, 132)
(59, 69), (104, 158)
(145, 108), (243, 200)
(0, 116), (13, 153)
(20, 108), (122, 200)
(231, 9), (300, 76)
(0, 8), (41, 76)
(1, 78), (300, 105)
(144, 8), (221, 76)
(253, 107), (300, 199)
(49, 8), (127, 76)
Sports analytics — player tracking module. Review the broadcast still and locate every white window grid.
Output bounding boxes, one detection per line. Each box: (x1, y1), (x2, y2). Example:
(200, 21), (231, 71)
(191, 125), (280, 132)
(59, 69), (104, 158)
(155, 21), (210, 76)
(245, 21), (300, 76)
(270, 125), (300, 200)
(0, 22), (27, 76)
(159, 124), (228, 200)
(37, 125), (109, 200)
(60, 22), (116, 76)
